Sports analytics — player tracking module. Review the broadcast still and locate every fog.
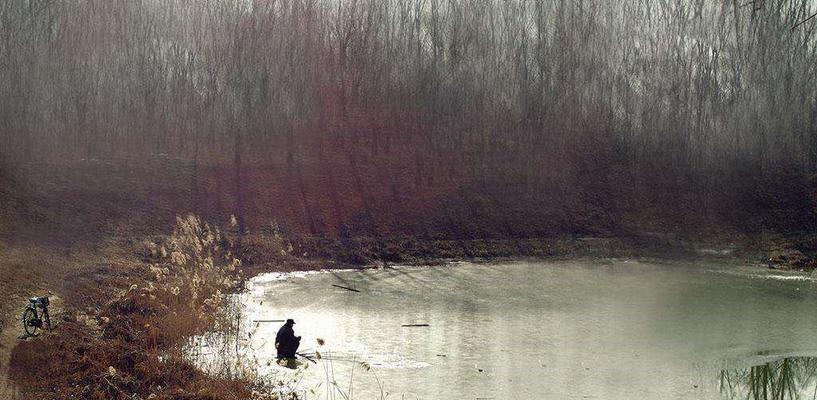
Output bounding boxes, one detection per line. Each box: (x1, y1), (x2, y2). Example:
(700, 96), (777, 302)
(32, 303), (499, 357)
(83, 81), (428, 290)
(1, 0), (816, 236)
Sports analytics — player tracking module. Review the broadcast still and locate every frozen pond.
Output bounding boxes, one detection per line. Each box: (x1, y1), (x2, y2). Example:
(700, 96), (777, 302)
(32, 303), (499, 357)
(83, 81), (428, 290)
(202, 259), (817, 399)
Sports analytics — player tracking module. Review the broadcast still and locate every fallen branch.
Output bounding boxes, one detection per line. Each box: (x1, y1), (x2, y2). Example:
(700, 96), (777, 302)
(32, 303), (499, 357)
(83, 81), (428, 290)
(296, 352), (317, 364)
(252, 319), (285, 323)
(401, 324), (429, 327)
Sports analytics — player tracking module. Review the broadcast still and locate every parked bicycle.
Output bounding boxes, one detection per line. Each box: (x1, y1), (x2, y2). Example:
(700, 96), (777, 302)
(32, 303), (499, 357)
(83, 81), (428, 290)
(22, 296), (52, 336)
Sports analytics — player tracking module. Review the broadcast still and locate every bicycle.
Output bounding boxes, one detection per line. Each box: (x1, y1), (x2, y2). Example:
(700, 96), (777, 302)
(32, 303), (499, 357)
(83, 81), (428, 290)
(22, 296), (52, 337)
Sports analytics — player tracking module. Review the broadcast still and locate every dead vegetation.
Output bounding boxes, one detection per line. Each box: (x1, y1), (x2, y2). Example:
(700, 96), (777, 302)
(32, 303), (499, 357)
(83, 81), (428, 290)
(4, 215), (298, 400)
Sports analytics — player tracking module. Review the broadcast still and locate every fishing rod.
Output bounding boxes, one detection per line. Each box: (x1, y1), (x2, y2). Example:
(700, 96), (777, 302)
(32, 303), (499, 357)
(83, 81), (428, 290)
(295, 351), (363, 364)
(309, 356), (369, 364)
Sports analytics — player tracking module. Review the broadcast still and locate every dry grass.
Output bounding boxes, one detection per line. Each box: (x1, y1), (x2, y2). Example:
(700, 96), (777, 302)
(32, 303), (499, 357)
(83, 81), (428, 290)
(0, 237), (135, 396)
(3, 215), (297, 399)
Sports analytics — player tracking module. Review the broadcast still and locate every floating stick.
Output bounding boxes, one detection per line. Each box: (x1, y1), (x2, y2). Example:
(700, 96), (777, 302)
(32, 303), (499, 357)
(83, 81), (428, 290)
(332, 284), (360, 292)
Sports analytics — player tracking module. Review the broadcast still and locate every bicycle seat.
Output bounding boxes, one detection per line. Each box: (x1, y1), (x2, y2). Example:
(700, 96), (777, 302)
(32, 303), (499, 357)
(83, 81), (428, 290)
(29, 297), (48, 306)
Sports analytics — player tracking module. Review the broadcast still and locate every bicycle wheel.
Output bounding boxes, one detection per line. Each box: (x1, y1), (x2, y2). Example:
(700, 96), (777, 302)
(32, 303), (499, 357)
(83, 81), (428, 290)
(22, 308), (38, 336)
(43, 309), (52, 331)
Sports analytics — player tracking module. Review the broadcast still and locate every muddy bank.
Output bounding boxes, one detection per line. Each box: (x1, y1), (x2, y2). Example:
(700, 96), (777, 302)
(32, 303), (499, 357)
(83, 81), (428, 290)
(245, 231), (807, 270)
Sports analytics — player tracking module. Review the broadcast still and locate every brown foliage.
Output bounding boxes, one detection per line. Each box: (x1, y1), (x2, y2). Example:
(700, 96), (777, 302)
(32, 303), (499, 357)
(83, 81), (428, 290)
(7, 216), (255, 399)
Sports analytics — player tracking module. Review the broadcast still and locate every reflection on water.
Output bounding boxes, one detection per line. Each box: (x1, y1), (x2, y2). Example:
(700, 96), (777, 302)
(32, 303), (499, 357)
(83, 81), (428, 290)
(720, 356), (817, 400)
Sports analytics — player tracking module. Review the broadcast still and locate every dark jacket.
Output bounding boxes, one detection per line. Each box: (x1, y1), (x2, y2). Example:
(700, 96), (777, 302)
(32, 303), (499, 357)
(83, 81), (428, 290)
(275, 323), (300, 358)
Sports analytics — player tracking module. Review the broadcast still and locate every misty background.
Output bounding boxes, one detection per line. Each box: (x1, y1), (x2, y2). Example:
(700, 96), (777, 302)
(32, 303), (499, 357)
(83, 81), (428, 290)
(1, 0), (816, 241)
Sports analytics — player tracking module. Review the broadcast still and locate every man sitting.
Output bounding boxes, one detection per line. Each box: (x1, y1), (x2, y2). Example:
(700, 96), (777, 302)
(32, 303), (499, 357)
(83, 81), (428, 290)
(275, 319), (301, 359)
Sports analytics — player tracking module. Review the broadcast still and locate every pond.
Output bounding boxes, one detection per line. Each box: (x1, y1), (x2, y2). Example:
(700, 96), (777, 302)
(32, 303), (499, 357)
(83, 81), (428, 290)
(197, 259), (817, 399)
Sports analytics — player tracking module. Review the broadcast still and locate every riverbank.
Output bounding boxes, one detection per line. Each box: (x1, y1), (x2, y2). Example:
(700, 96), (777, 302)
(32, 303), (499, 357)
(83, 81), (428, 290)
(259, 230), (817, 271)
(0, 217), (263, 399)
(1, 215), (814, 398)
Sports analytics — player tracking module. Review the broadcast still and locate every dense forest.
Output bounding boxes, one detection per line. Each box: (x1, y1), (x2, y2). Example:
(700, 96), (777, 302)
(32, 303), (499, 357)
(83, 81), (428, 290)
(1, 0), (816, 240)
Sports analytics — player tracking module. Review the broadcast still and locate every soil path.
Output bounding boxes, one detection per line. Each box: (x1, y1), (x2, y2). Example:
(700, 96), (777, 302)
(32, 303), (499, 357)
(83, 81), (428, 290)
(0, 301), (22, 398)
(0, 294), (65, 399)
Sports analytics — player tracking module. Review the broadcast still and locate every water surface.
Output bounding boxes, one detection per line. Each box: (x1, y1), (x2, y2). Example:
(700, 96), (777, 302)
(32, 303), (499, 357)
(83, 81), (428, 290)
(215, 259), (817, 399)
